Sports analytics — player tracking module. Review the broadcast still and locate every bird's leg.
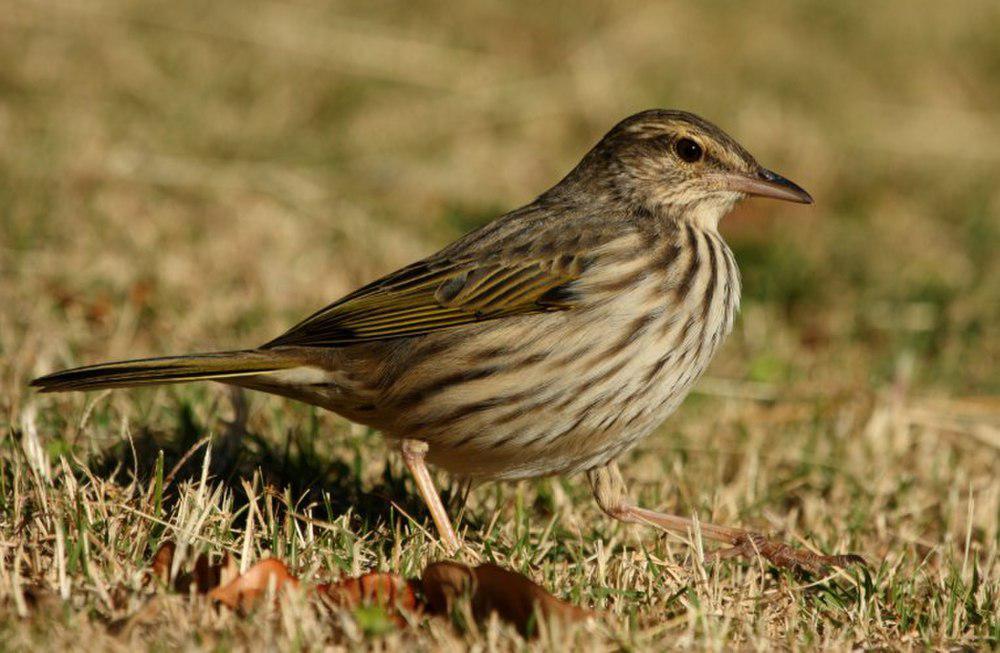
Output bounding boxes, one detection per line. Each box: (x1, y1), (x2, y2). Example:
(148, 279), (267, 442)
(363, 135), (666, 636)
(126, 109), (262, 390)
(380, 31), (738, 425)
(587, 461), (864, 573)
(400, 438), (461, 555)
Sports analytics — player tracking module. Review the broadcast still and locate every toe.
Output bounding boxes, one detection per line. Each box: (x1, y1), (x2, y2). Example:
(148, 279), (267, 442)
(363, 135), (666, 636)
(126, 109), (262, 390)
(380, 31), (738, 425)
(711, 532), (866, 573)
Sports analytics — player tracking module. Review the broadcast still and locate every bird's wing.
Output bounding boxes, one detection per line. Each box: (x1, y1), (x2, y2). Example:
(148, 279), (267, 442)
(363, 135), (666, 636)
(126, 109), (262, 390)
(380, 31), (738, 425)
(261, 249), (589, 349)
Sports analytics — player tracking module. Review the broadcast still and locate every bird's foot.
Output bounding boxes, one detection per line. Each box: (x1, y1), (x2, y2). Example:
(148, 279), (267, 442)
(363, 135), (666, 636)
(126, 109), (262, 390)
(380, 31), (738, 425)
(706, 531), (866, 574)
(587, 462), (867, 574)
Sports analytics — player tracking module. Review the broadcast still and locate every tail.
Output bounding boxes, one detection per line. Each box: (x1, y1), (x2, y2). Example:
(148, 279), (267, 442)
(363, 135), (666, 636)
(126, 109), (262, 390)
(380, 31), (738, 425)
(30, 350), (300, 393)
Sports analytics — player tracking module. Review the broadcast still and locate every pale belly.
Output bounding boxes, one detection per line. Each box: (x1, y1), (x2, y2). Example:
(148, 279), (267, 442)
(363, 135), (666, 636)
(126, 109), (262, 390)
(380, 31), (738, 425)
(383, 263), (736, 479)
(409, 307), (728, 480)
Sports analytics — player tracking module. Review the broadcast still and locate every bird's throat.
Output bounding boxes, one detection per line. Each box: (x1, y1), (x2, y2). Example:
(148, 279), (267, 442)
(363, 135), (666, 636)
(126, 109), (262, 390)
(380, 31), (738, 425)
(663, 193), (740, 232)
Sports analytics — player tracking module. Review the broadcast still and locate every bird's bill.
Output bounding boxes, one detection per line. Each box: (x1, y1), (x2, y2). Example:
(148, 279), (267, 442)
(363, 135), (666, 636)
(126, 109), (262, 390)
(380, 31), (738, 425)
(717, 168), (814, 204)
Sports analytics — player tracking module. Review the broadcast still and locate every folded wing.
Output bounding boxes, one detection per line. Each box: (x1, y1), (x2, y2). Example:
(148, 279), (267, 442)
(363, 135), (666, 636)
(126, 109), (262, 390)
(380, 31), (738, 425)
(261, 251), (588, 349)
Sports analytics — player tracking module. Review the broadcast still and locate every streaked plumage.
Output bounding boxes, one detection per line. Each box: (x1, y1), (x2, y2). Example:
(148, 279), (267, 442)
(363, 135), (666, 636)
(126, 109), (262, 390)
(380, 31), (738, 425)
(32, 110), (862, 570)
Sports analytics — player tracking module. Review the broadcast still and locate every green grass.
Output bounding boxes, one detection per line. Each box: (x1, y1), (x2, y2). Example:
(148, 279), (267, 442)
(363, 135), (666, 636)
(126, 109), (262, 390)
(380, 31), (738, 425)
(1, 0), (998, 649)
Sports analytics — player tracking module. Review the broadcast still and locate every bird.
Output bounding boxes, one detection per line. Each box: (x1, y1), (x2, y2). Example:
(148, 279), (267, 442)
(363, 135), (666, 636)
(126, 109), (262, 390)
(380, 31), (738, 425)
(32, 109), (862, 572)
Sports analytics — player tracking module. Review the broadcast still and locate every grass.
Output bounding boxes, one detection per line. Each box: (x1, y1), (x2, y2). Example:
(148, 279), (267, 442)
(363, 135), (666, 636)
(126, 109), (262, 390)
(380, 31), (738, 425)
(1, 0), (998, 649)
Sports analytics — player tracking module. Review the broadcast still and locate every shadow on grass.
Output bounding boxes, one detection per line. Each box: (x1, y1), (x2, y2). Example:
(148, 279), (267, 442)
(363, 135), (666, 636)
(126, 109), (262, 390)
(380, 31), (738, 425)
(88, 389), (462, 553)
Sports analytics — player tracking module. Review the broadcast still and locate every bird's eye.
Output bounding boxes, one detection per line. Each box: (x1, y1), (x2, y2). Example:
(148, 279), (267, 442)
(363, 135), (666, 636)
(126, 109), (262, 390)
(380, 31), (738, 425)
(675, 138), (703, 163)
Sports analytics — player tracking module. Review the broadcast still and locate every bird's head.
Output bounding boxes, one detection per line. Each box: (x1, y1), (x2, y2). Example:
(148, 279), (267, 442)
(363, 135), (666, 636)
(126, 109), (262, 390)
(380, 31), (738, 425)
(565, 109), (812, 229)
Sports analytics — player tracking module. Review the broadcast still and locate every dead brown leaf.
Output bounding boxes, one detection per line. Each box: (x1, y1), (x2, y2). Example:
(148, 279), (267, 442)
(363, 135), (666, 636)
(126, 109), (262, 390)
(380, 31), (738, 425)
(421, 562), (593, 636)
(147, 540), (239, 595)
(148, 540), (175, 586)
(208, 559), (299, 610)
(145, 541), (594, 635)
(317, 572), (422, 626)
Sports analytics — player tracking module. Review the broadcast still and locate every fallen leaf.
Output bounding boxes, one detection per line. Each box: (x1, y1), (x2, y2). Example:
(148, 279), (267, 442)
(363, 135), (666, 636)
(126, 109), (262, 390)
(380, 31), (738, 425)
(208, 558), (299, 610)
(143, 542), (596, 635)
(193, 553), (219, 594)
(422, 561), (592, 636)
(419, 560), (473, 614)
(317, 572), (421, 626)
(170, 551), (238, 595)
(148, 541), (175, 586)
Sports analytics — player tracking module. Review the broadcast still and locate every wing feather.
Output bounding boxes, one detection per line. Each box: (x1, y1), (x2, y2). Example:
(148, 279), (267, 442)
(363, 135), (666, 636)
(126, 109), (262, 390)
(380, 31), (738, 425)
(262, 252), (588, 349)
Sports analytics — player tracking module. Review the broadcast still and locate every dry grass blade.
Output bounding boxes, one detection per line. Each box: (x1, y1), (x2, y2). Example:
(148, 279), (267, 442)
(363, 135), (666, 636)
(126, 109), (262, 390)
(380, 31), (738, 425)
(2, 0), (998, 649)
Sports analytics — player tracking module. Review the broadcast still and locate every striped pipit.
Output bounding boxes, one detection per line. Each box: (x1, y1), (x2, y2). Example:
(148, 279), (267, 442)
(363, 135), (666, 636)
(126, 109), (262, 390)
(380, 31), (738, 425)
(33, 109), (862, 571)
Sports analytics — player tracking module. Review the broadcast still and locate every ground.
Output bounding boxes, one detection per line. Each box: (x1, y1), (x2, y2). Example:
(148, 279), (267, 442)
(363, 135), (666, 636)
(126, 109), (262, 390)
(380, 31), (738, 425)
(1, 0), (998, 649)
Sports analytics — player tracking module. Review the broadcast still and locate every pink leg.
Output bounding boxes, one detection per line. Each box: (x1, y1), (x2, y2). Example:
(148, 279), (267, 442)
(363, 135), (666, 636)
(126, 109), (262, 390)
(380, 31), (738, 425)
(588, 462), (864, 573)
(401, 439), (461, 555)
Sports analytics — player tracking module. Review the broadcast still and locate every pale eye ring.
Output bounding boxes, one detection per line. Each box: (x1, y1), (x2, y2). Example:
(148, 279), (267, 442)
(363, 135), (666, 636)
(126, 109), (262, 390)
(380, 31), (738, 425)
(675, 138), (703, 163)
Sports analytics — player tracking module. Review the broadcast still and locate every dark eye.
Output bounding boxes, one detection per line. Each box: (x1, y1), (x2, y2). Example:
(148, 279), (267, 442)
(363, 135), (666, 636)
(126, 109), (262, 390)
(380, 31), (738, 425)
(675, 138), (703, 163)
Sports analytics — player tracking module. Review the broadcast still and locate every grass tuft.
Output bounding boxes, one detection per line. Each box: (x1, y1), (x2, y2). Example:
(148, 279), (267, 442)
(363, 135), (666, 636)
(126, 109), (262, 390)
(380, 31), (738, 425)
(2, 0), (998, 648)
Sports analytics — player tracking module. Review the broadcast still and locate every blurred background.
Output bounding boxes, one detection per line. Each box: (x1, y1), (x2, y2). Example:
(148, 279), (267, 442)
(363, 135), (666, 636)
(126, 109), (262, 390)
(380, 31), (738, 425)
(2, 1), (996, 405)
(0, 2), (997, 646)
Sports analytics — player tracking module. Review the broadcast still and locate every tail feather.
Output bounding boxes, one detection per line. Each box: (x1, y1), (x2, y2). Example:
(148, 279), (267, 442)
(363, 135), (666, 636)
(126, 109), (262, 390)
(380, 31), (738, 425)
(30, 350), (299, 393)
